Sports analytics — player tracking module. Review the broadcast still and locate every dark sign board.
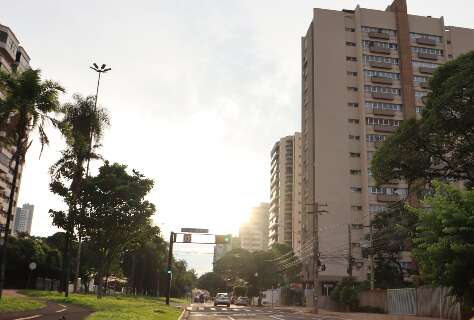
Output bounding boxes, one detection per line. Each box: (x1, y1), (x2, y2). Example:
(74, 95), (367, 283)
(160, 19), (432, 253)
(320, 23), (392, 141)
(181, 228), (209, 234)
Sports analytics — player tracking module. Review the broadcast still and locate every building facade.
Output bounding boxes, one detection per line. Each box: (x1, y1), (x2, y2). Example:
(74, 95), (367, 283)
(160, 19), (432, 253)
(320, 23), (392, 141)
(301, 0), (474, 288)
(213, 237), (240, 264)
(13, 203), (34, 235)
(268, 133), (303, 255)
(0, 23), (30, 232)
(239, 203), (270, 252)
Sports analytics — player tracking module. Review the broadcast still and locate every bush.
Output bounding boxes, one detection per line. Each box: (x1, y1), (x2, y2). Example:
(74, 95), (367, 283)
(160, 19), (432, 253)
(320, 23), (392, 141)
(330, 278), (360, 311)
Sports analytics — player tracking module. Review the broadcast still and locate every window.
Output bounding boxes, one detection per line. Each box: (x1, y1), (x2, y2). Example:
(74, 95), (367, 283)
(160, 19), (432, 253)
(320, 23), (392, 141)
(368, 186), (408, 195)
(365, 101), (402, 111)
(367, 151), (375, 161)
(350, 170), (361, 175)
(348, 119), (359, 124)
(347, 87), (358, 91)
(367, 168), (373, 176)
(347, 71), (358, 76)
(0, 152), (10, 167)
(367, 134), (386, 142)
(346, 41), (356, 46)
(364, 69), (400, 80)
(411, 46), (443, 56)
(366, 117), (401, 126)
(363, 55), (399, 65)
(349, 152), (361, 158)
(346, 56), (357, 61)
(415, 91), (428, 98)
(362, 40), (398, 50)
(369, 204), (386, 213)
(409, 32), (442, 43)
(413, 75), (429, 83)
(0, 31), (8, 43)
(364, 85), (400, 95)
(345, 27), (356, 32)
(351, 205), (363, 211)
(412, 60), (440, 69)
(349, 135), (360, 140)
(351, 224), (363, 229)
(348, 102), (359, 108)
(416, 106), (424, 113)
(361, 26), (397, 37)
(351, 187), (362, 192)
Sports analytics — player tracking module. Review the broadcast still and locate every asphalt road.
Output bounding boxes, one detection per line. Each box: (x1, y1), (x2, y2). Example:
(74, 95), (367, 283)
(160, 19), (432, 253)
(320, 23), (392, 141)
(187, 304), (343, 320)
(0, 300), (92, 320)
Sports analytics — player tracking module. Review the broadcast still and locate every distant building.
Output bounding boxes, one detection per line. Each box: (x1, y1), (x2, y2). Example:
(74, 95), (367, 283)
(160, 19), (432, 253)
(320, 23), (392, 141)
(0, 23), (31, 231)
(212, 236), (240, 265)
(268, 133), (303, 255)
(13, 203), (34, 235)
(239, 203), (270, 252)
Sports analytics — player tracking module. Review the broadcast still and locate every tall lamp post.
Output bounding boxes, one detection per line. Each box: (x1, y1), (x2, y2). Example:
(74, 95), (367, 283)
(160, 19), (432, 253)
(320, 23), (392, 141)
(71, 63), (111, 295)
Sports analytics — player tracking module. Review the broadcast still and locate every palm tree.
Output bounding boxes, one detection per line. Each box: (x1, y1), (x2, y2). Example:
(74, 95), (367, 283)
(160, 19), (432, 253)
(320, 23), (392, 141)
(0, 69), (64, 299)
(49, 94), (109, 296)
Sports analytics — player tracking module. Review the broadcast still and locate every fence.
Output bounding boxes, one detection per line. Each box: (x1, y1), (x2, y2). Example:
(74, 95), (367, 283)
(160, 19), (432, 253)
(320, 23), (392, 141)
(387, 288), (416, 315)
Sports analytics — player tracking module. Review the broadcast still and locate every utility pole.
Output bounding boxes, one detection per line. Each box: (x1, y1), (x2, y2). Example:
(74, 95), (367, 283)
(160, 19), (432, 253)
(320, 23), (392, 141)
(312, 202), (319, 314)
(166, 232), (175, 305)
(369, 224), (374, 290)
(347, 225), (353, 278)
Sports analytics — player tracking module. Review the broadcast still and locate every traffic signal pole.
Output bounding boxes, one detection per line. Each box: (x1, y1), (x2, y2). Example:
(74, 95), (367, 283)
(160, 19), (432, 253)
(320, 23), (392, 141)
(166, 232), (175, 305)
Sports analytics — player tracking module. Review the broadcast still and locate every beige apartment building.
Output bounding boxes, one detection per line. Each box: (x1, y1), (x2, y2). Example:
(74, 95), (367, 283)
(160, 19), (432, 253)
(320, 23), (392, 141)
(239, 203), (270, 252)
(268, 133), (303, 256)
(301, 0), (474, 290)
(0, 23), (30, 231)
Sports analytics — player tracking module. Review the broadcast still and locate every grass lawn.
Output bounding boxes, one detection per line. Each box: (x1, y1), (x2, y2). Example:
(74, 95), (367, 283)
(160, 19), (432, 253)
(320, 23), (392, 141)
(21, 290), (184, 320)
(0, 296), (45, 313)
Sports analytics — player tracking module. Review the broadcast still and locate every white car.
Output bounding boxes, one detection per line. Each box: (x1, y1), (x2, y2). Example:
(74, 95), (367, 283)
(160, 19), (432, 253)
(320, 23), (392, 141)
(214, 293), (230, 307)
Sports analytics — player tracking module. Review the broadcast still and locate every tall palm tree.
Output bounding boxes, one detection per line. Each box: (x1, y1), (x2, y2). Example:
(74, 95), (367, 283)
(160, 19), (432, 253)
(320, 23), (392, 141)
(0, 69), (64, 299)
(50, 94), (109, 296)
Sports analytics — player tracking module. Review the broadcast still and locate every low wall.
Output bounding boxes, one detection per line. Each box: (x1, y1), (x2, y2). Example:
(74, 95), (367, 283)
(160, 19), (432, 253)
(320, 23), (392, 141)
(359, 289), (387, 312)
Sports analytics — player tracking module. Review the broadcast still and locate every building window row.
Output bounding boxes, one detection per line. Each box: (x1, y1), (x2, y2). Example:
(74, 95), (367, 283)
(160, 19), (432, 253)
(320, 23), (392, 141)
(367, 151), (375, 161)
(349, 135), (360, 140)
(361, 26), (397, 37)
(348, 87), (358, 91)
(367, 168), (373, 176)
(365, 101), (402, 111)
(362, 40), (398, 50)
(348, 102), (359, 108)
(366, 117), (401, 126)
(346, 56), (357, 61)
(345, 27), (356, 32)
(416, 106), (424, 113)
(363, 55), (399, 65)
(412, 60), (440, 69)
(367, 134), (386, 142)
(348, 119), (359, 124)
(349, 152), (361, 158)
(369, 204), (387, 213)
(409, 32), (442, 43)
(364, 69), (400, 80)
(364, 85), (400, 95)
(368, 186), (408, 195)
(347, 71), (358, 76)
(350, 170), (361, 175)
(415, 91), (428, 98)
(413, 75), (430, 83)
(411, 46), (443, 56)
(351, 187), (362, 192)
(346, 41), (356, 46)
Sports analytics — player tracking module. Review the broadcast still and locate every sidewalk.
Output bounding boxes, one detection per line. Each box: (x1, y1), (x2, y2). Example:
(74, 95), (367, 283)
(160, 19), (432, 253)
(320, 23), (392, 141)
(270, 305), (439, 320)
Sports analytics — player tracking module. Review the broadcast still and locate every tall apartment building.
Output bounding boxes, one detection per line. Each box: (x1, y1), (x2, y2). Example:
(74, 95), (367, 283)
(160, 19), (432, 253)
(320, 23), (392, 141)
(239, 203), (270, 252)
(13, 203), (34, 235)
(0, 23), (30, 232)
(213, 237), (240, 264)
(269, 134), (303, 256)
(301, 0), (474, 290)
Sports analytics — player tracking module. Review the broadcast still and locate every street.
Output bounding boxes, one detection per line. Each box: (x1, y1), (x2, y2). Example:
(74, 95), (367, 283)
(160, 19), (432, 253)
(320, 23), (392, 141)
(187, 304), (343, 320)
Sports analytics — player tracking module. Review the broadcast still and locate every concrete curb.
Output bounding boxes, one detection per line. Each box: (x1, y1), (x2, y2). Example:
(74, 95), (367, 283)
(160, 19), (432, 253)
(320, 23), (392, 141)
(178, 306), (191, 320)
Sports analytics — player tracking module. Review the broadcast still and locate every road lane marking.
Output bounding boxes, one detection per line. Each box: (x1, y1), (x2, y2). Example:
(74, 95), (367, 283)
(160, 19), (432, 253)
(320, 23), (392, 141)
(58, 304), (66, 308)
(227, 317), (235, 320)
(55, 308), (67, 313)
(14, 316), (41, 320)
(198, 307), (204, 311)
(210, 307), (216, 311)
(270, 315), (286, 320)
(221, 307), (227, 311)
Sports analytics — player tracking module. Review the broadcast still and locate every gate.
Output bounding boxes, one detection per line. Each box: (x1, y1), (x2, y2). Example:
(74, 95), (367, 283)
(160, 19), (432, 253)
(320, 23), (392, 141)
(387, 288), (416, 315)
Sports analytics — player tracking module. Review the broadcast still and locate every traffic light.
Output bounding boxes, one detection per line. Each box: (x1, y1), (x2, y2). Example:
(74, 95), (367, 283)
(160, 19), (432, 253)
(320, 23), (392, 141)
(215, 234), (232, 244)
(183, 234), (192, 243)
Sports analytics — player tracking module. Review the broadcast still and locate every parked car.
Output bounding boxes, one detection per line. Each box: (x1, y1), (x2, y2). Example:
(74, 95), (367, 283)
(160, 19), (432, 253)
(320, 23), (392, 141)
(214, 293), (231, 307)
(235, 297), (249, 306)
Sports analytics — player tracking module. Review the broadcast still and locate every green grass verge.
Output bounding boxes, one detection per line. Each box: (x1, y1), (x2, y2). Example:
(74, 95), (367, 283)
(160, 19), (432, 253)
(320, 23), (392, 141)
(0, 296), (45, 313)
(21, 290), (184, 320)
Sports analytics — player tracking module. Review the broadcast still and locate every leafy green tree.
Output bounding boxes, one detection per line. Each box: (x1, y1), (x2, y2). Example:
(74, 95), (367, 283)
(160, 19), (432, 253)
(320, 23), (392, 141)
(0, 69), (64, 298)
(80, 162), (156, 298)
(197, 272), (227, 296)
(330, 278), (363, 311)
(411, 182), (474, 319)
(372, 51), (474, 188)
(49, 94), (109, 295)
(369, 203), (418, 288)
(171, 260), (197, 298)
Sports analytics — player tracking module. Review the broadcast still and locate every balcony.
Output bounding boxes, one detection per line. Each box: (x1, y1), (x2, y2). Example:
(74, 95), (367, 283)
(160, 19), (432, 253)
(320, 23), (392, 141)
(369, 61), (392, 69)
(369, 46), (391, 55)
(416, 38), (437, 46)
(374, 125), (398, 133)
(372, 108), (396, 116)
(418, 52), (438, 60)
(368, 32), (390, 40)
(420, 82), (430, 89)
(419, 67), (436, 74)
(377, 194), (400, 202)
(371, 76), (393, 85)
(371, 92), (394, 100)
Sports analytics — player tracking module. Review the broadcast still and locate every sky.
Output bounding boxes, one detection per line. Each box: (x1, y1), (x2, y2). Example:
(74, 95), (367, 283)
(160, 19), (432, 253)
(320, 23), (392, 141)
(2, 0), (473, 275)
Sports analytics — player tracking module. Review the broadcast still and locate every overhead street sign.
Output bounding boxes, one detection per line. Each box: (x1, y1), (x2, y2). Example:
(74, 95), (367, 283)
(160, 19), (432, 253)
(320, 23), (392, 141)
(181, 228), (209, 233)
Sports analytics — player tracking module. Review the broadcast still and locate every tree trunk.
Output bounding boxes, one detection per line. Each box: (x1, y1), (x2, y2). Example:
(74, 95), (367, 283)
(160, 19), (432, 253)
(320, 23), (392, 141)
(130, 253), (136, 295)
(73, 236), (82, 293)
(62, 230), (71, 296)
(96, 255), (103, 299)
(0, 112), (26, 299)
